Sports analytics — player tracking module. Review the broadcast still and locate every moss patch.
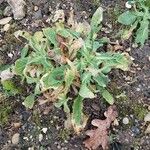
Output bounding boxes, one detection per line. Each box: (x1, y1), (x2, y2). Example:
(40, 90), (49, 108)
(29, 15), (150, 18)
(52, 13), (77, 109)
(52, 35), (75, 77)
(0, 93), (12, 126)
(133, 104), (148, 120)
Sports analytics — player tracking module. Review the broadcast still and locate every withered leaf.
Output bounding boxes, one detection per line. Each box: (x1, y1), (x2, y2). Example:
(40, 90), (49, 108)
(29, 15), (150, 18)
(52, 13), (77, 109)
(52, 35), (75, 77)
(83, 105), (118, 150)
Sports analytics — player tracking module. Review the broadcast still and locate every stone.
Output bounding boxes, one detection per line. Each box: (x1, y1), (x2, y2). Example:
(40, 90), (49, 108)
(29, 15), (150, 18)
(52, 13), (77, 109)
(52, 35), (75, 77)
(0, 17), (12, 25)
(145, 124), (150, 134)
(13, 122), (21, 128)
(125, 2), (132, 9)
(3, 23), (10, 31)
(131, 126), (140, 135)
(12, 133), (20, 144)
(7, 0), (26, 20)
(123, 117), (129, 125)
(42, 128), (48, 134)
(34, 6), (38, 11)
(33, 10), (42, 19)
(0, 68), (14, 81)
(39, 134), (43, 142)
(144, 112), (150, 122)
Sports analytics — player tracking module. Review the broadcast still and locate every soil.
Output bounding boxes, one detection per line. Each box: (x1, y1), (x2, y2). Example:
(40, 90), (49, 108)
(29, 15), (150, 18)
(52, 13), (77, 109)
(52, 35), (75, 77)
(0, 0), (150, 150)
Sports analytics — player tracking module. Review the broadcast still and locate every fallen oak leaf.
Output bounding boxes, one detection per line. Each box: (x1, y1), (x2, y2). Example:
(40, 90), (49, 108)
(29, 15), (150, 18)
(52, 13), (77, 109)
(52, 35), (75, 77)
(83, 105), (118, 150)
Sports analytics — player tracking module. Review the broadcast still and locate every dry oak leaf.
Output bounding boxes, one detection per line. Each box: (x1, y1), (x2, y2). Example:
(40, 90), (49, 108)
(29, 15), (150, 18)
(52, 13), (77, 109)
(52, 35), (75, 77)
(83, 105), (118, 150)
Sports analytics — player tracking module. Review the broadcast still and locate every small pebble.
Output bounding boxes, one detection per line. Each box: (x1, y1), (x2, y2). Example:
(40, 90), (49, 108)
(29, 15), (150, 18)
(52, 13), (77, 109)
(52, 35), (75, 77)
(13, 122), (21, 128)
(12, 133), (20, 144)
(57, 145), (61, 149)
(131, 126), (140, 135)
(144, 112), (150, 122)
(39, 134), (43, 142)
(0, 17), (12, 25)
(125, 2), (132, 8)
(28, 147), (34, 150)
(42, 127), (48, 134)
(145, 124), (150, 134)
(34, 6), (38, 11)
(113, 119), (119, 126)
(3, 23), (10, 31)
(123, 117), (129, 125)
(23, 137), (29, 140)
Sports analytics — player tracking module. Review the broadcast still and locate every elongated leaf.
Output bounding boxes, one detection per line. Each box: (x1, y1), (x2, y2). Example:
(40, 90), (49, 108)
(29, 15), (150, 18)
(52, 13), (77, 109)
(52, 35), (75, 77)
(21, 45), (29, 58)
(135, 19), (149, 45)
(118, 11), (137, 25)
(23, 94), (35, 109)
(14, 58), (28, 75)
(72, 96), (83, 126)
(43, 28), (58, 46)
(79, 83), (95, 98)
(93, 73), (109, 87)
(91, 7), (103, 32)
(64, 69), (75, 92)
(101, 89), (114, 105)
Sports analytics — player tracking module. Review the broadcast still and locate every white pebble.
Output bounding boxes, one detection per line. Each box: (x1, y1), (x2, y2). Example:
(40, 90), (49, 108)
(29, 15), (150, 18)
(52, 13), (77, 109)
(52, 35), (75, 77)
(42, 127), (48, 134)
(123, 117), (129, 124)
(144, 112), (150, 122)
(39, 134), (43, 142)
(12, 133), (20, 144)
(34, 6), (38, 11)
(3, 23), (10, 31)
(0, 17), (12, 25)
(125, 2), (132, 9)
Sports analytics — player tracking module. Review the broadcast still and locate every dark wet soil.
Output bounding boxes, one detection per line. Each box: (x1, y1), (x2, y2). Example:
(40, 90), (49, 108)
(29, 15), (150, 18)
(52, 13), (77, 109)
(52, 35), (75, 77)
(0, 0), (150, 150)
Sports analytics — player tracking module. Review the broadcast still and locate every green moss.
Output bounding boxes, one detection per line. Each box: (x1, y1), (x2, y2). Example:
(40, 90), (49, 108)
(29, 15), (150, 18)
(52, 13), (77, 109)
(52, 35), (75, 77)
(32, 110), (41, 126)
(2, 79), (22, 95)
(92, 0), (101, 6)
(0, 93), (12, 126)
(58, 129), (70, 141)
(133, 104), (148, 120)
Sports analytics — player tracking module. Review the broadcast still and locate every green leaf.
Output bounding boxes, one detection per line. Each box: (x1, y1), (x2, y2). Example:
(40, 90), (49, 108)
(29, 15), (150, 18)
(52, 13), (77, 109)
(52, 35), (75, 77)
(43, 28), (58, 46)
(14, 58), (28, 75)
(57, 29), (73, 38)
(118, 11), (137, 25)
(72, 96), (83, 126)
(23, 94), (35, 109)
(101, 89), (114, 105)
(64, 69), (75, 92)
(135, 19), (149, 45)
(0, 64), (11, 72)
(145, 0), (150, 7)
(93, 41), (103, 51)
(14, 30), (31, 41)
(93, 73), (109, 87)
(79, 83), (95, 98)
(91, 7), (103, 32)
(21, 45), (29, 58)
(41, 67), (64, 89)
(55, 94), (70, 113)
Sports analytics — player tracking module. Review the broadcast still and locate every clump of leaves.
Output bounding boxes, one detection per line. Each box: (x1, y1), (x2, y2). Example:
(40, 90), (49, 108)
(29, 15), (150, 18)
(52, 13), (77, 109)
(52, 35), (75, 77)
(83, 105), (118, 150)
(13, 7), (130, 131)
(118, 0), (150, 46)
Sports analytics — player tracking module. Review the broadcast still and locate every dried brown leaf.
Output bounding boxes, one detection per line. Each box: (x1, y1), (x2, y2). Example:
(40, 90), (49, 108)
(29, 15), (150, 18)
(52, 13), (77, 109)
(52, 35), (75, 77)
(69, 38), (84, 60)
(83, 105), (118, 150)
